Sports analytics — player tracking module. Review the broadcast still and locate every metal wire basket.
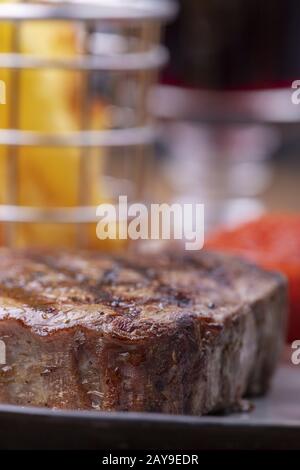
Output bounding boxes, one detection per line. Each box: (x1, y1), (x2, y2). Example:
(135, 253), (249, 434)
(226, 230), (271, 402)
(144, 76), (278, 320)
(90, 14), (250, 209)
(0, 0), (176, 248)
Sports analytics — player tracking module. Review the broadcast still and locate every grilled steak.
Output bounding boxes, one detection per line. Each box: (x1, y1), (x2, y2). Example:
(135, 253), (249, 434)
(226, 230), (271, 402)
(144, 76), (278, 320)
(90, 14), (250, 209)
(0, 248), (287, 414)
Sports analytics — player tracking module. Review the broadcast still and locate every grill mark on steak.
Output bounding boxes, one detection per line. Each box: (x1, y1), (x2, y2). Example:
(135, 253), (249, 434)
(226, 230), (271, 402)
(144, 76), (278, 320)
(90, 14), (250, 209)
(0, 249), (285, 330)
(13, 252), (196, 318)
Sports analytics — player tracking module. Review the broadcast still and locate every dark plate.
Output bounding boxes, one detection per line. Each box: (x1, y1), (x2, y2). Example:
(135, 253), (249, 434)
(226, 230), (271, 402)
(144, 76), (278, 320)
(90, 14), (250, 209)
(0, 352), (299, 450)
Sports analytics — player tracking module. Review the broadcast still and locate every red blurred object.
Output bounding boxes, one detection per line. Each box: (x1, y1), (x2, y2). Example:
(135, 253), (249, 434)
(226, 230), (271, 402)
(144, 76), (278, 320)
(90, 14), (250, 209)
(206, 214), (300, 342)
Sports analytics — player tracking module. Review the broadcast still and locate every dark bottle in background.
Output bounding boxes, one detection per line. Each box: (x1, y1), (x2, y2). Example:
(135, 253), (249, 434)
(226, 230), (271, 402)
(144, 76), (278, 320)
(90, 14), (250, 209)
(163, 0), (300, 89)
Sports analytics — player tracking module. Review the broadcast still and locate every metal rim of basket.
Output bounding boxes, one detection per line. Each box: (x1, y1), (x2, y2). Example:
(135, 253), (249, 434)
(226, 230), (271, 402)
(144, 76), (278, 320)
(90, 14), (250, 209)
(0, 204), (115, 223)
(0, 1), (177, 23)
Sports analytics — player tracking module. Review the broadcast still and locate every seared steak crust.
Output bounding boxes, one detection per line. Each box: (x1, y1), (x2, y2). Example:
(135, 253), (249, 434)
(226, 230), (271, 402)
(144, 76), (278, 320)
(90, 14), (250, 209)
(0, 248), (287, 414)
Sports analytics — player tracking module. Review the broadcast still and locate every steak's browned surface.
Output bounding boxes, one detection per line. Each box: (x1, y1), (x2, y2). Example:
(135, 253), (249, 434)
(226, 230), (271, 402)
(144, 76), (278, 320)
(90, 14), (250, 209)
(0, 248), (287, 414)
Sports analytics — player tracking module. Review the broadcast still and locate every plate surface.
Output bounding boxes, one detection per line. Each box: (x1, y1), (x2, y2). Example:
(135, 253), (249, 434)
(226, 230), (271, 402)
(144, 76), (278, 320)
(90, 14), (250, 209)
(0, 351), (299, 450)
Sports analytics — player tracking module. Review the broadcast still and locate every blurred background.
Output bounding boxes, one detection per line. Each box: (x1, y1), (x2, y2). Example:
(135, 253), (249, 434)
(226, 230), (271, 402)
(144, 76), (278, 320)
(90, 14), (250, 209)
(156, 0), (300, 228)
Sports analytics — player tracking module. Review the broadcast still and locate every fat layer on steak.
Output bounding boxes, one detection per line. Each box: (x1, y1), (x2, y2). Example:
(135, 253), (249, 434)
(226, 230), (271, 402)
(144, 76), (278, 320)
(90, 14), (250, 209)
(0, 248), (287, 414)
